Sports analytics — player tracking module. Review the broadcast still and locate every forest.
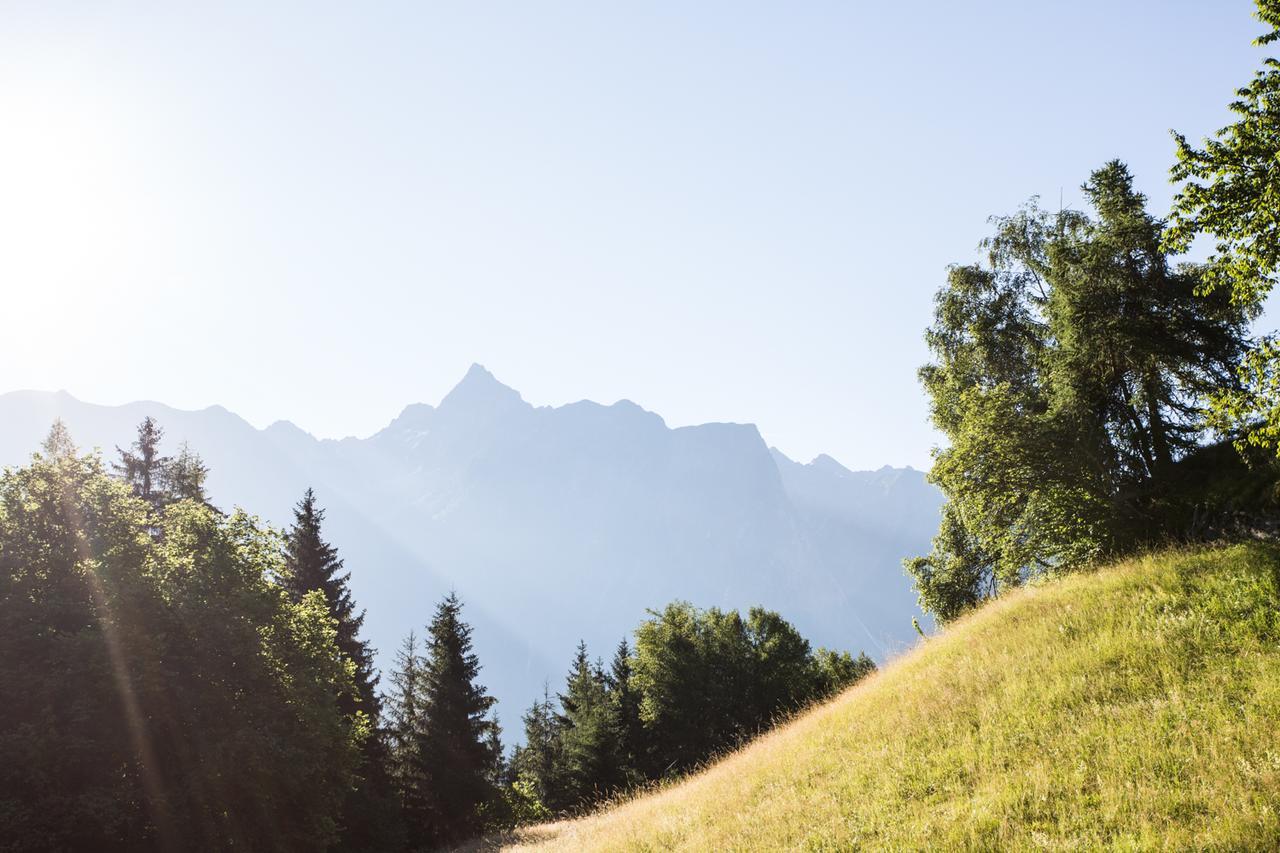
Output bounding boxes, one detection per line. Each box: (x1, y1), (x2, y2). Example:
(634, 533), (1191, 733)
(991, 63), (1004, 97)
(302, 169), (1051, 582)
(0, 417), (874, 851)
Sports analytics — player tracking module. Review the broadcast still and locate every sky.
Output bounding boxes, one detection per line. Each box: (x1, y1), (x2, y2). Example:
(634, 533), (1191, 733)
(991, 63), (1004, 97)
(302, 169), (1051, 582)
(0, 1), (1272, 471)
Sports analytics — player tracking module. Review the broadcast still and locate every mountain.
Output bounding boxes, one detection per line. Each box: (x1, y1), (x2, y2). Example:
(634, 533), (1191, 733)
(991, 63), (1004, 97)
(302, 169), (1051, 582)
(502, 544), (1280, 849)
(0, 366), (943, 721)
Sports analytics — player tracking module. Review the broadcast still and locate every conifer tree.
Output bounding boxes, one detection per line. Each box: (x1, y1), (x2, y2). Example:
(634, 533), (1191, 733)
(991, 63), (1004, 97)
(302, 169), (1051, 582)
(385, 631), (432, 846)
(281, 489), (400, 851)
(385, 631), (422, 769)
(114, 416), (171, 508)
(557, 642), (618, 807)
(163, 441), (210, 504)
(606, 638), (644, 786)
(282, 490), (378, 719)
(415, 592), (502, 846)
(511, 684), (566, 813)
(40, 419), (77, 459)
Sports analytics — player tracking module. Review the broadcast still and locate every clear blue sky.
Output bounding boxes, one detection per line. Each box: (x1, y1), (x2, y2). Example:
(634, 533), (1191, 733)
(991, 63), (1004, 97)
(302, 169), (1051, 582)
(0, 1), (1270, 470)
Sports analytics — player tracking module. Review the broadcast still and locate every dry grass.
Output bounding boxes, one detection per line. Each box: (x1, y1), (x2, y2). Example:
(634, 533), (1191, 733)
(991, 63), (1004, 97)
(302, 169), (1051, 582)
(496, 544), (1280, 850)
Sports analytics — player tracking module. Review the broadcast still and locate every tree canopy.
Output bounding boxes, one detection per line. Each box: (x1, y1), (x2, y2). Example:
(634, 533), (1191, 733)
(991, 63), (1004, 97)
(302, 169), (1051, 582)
(908, 161), (1249, 621)
(0, 448), (359, 851)
(1168, 0), (1280, 455)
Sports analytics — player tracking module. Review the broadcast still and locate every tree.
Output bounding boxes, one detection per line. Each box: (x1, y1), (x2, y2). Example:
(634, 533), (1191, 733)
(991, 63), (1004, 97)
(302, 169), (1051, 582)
(1168, 0), (1280, 455)
(510, 684), (566, 813)
(0, 449), (360, 851)
(114, 416), (171, 509)
(385, 631), (432, 845)
(556, 642), (618, 808)
(908, 162), (1249, 621)
(413, 592), (502, 847)
(163, 442), (210, 504)
(811, 648), (876, 699)
(605, 639), (644, 788)
(508, 603), (872, 821)
(631, 602), (863, 777)
(40, 418), (77, 459)
(282, 490), (378, 724)
(632, 602), (716, 774)
(742, 607), (817, 723)
(281, 489), (401, 851)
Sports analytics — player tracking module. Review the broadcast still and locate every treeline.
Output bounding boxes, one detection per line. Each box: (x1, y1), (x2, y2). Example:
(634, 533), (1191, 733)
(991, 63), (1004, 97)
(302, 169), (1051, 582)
(908, 0), (1280, 622)
(0, 418), (873, 852)
(508, 606), (874, 818)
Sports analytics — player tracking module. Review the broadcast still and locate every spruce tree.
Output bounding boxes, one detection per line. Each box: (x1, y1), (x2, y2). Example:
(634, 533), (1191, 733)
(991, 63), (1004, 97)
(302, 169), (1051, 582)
(511, 683), (566, 813)
(282, 490), (378, 719)
(415, 592), (502, 846)
(606, 638), (644, 787)
(557, 642), (618, 807)
(385, 631), (432, 846)
(281, 489), (401, 851)
(163, 441), (210, 504)
(114, 416), (171, 508)
(40, 419), (77, 459)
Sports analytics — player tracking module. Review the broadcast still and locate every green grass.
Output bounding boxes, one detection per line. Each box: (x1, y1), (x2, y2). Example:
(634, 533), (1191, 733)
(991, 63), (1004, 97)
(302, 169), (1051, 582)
(498, 544), (1280, 850)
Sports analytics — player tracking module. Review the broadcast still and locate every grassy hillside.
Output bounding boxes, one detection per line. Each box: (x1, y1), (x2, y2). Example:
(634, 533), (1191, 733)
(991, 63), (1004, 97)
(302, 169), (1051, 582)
(495, 544), (1280, 850)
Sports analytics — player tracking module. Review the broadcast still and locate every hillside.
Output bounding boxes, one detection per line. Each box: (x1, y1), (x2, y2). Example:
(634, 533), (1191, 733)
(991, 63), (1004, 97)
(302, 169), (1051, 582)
(0, 370), (941, 720)
(495, 544), (1280, 850)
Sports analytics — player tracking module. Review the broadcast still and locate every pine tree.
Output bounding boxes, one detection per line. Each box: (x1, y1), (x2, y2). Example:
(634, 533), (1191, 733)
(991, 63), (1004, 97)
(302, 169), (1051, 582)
(282, 490), (378, 719)
(557, 641), (618, 808)
(114, 416), (171, 508)
(511, 683), (566, 813)
(281, 489), (401, 851)
(385, 631), (422, 768)
(163, 441), (210, 504)
(415, 592), (502, 846)
(385, 631), (431, 845)
(40, 419), (77, 459)
(606, 638), (644, 787)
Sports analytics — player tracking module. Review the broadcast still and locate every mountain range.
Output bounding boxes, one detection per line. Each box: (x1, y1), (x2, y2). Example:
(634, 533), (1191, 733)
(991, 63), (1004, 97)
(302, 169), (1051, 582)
(0, 365), (943, 722)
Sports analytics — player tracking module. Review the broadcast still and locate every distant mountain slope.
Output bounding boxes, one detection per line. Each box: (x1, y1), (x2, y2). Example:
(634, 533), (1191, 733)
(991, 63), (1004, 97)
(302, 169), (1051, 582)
(0, 366), (942, 720)
(503, 544), (1280, 850)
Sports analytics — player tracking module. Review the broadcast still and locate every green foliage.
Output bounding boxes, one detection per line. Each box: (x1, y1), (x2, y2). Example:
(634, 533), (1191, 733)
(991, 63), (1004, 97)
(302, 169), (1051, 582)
(385, 631), (433, 844)
(1168, 1), (1280, 454)
(113, 416), (172, 509)
(509, 546), (1280, 849)
(557, 643), (619, 808)
(605, 639), (644, 791)
(1208, 338), (1280, 456)
(510, 684), (567, 813)
(910, 162), (1249, 621)
(811, 647), (876, 698)
(386, 592), (503, 849)
(632, 602), (873, 776)
(114, 417), (212, 509)
(282, 490), (379, 724)
(0, 450), (359, 851)
(40, 418), (77, 459)
(162, 441), (210, 504)
(508, 606), (873, 827)
(504, 772), (553, 826)
(1168, 0), (1280, 308)
(281, 489), (403, 852)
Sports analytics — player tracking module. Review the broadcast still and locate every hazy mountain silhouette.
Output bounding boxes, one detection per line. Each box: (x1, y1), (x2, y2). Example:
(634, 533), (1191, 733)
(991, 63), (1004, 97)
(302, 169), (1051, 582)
(0, 366), (942, 721)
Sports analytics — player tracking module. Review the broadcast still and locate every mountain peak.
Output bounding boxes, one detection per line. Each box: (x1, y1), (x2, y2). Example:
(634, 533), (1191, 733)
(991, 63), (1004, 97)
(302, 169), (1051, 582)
(438, 363), (526, 412)
(810, 453), (851, 475)
(462, 362), (497, 384)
